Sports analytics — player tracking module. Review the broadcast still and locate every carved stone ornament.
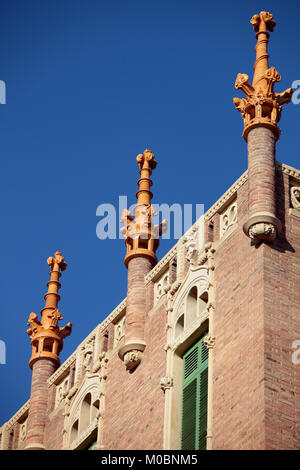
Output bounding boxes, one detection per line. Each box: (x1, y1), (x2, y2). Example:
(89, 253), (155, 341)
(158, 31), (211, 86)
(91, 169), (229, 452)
(160, 376), (173, 392)
(290, 187), (300, 211)
(123, 350), (143, 371)
(248, 222), (276, 241)
(220, 201), (237, 238)
(203, 335), (216, 350)
(154, 270), (170, 304)
(83, 343), (94, 372)
(19, 422), (27, 442)
(234, 11), (293, 141)
(184, 224), (202, 267)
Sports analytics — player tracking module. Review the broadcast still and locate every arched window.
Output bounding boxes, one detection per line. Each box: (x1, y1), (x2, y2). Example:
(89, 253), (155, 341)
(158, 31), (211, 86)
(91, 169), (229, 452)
(79, 393), (91, 434)
(199, 291), (208, 314)
(186, 286), (198, 326)
(175, 314), (185, 338)
(70, 420), (79, 444)
(91, 399), (100, 422)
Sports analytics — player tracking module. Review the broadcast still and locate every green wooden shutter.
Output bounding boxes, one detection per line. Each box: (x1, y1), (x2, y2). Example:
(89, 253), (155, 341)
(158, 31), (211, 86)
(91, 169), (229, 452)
(181, 334), (208, 450)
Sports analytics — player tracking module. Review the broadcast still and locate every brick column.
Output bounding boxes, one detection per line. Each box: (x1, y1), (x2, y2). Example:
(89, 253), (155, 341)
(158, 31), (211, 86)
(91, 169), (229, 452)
(119, 149), (166, 370)
(243, 127), (281, 242)
(25, 251), (72, 450)
(123, 257), (153, 363)
(233, 11), (293, 242)
(25, 358), (57, 450)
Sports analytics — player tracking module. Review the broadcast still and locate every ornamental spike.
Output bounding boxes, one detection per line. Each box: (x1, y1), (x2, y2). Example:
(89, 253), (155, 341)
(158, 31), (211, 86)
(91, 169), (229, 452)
(121, 149), (167, 268)
(233, 12), (293, 141)
(27, 251), (72, 369)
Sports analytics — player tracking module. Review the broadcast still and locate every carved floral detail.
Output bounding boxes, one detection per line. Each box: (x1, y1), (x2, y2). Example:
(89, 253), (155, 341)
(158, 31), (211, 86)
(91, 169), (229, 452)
(123, 350), (143, 371)
(290, 186), (300, 210)
(154, 271), (170, 304)
(220, 201), (237, 237)
(83, 343), (94, 372)
(114, 317), (126, 347)
(248, 222), (276, 241)
(19, 422), (27, 442)
(204, 335), (216, 350)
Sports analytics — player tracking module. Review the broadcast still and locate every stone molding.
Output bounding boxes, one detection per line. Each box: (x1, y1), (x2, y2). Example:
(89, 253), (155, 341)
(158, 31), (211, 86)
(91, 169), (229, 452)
(277, 161), (300, 180)
(3, 400), (30, 429)
(145, 245), (178, 284)
(204, 171), (248, 221)
(144, 162), (298, 287)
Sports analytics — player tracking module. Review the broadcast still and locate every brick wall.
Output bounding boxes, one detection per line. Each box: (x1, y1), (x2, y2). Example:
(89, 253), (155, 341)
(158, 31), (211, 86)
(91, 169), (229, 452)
(103, 301), (167, 450)
(212, 170), (300, 449)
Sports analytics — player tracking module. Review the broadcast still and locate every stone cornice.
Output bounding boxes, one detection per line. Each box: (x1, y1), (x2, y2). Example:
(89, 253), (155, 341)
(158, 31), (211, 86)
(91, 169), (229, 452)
(3, 400), (30, 429)
(143, 161), (299, 285)
(47, 298), (127, 386)
(276, 161), (300, 180)
(145, 244), (178, 284)
(204, 170), (248, 221)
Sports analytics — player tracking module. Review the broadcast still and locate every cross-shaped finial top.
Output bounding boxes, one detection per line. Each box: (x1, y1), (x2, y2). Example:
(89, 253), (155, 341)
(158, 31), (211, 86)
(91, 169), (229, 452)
(136, 149), (157, 171)
(47, 251), (67, 272)
(250, 11), (276, 33)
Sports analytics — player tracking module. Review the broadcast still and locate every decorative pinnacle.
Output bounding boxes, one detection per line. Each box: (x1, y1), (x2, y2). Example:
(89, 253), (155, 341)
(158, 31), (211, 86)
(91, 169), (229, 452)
(121, 149), (167, 268)
(47, 251), (67, 272)
(233, 12), (293, 141)
(27, 251), (72, 369)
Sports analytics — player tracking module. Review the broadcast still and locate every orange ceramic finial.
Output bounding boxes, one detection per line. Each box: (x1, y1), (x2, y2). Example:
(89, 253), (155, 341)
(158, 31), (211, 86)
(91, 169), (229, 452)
(233, 11), (293, 141)
(120, 149), (167, 268)
(27, 251), (72, 369)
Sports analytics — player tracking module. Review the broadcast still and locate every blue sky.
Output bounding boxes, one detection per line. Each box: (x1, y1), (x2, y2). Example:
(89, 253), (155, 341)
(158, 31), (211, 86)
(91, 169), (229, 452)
(0, 0), (299, 424)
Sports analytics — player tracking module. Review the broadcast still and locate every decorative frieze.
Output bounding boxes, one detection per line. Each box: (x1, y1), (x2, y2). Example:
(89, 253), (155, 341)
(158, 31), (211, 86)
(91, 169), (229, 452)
(290, 186), (300, 211)
(154, 270), (170, 305)
(277, 161), (300, 181)
(83, 341), (94, 373)
(55, 375), (70, 409)
(220, 201), (237, 238)
(19, 421), (27, 443)
(113, 316), (125, 347)
(204, 171), (248, 221)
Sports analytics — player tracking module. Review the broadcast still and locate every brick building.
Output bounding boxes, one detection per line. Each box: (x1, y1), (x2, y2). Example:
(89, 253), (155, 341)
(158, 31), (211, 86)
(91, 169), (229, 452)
(0, 11), (299, 450)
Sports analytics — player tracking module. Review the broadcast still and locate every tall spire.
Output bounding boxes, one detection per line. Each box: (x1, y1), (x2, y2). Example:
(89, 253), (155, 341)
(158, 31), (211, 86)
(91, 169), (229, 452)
(27, 251), (72, 369)
(119, 149), (167, 371)
(233, 11), (293, 141)
(120, 149), (167, 268)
